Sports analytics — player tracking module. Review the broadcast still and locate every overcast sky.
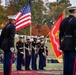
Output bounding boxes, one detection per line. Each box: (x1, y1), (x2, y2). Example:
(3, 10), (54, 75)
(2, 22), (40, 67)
(70, 0), (76, 6)
(1, 0), (76, 6)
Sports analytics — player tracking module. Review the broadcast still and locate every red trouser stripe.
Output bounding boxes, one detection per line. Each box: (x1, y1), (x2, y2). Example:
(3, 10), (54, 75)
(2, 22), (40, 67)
(73, 57), (76, 75)
(9, 53), (13, 75)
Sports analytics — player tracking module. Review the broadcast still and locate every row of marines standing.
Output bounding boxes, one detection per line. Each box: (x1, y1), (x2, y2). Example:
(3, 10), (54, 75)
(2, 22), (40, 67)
(16, 35), (48, 70)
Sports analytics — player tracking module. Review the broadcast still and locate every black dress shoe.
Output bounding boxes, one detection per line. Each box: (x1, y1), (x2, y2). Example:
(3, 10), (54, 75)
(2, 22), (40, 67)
(39, 68), (45, 70)
(42, 69), (46, 70)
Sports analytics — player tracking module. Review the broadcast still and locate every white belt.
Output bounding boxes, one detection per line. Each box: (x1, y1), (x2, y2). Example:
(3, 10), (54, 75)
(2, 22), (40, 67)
(65, 35), (72, 37)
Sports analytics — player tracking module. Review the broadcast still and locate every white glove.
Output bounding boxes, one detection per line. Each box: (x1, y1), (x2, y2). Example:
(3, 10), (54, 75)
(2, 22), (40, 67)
(75, 47), (76, 50)
(10, 47), (14, 53)
(19, 47), (23, 49)
(20, 52), (24, 55)
(43, 53), (46, 56)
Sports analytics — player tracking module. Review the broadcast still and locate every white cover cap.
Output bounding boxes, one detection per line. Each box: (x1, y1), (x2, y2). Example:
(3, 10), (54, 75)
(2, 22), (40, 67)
(33, 36), (37, 39)
(18, 35), (23, 38)
(26, 36), (30, 40)
(8, 15), (16, 20)
(40, 36), (44, 39)
(67, 6), (76, 11)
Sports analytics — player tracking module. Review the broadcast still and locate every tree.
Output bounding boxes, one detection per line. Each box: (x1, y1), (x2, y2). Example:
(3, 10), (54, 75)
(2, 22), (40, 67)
(40, 25), (49, 37)
(0, 6), (7, 28)
(59, 0), (70, 4)
(46, 0), (71, 27)
(0, 0), (1, 5)
(32, 24), (49, 37)
(0, 0), (71, 35)
(5, 0), (47, 35)
(32, 24), (41, 36)
(6, 0), (46, 25)
(5, 0), (31, 35)
(31, 0), (46, 24)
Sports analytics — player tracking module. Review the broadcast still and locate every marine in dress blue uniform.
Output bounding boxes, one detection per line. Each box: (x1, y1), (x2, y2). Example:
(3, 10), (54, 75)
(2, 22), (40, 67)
(44, 46), (48, 67)
(38, 36), (46, 70)
(16, 35), (24, 70)
(31, 36), (38, 70)
(25, 36), (31, 70)
(0, 15), (16, 75)
(59, 6), (76, 75)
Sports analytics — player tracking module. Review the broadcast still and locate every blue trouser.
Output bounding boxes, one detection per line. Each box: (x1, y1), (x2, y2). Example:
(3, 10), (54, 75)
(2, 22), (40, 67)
(22, 58), (24, 66)
(39, 55), (45, 70)
(4, 51), (12, 75)
(63, 51), (76, 75)
(17, 53), (23, 70)
(32, 54), (37, 70)
(25, 55), (31, 70)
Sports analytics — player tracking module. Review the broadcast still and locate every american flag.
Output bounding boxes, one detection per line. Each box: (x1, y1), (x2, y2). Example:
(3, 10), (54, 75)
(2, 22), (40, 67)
(15, 1), (31, 31)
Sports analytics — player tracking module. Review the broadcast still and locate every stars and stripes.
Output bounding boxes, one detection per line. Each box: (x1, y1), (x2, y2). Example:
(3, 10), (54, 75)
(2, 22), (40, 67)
(15, 1), (31, 31)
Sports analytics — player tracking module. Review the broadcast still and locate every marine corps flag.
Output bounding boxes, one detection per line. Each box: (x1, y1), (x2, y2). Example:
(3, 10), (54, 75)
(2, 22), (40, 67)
(49, 12), (64, 58)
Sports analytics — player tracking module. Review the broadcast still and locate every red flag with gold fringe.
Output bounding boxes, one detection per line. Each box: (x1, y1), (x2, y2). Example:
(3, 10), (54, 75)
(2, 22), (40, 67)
(49, 12), (64, 58)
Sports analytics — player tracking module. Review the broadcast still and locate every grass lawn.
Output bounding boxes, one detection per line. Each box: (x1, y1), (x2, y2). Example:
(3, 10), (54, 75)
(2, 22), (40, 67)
(0, 63), (63, 70)
(45, 42), (63, 59)
(46, 63), (63, 69)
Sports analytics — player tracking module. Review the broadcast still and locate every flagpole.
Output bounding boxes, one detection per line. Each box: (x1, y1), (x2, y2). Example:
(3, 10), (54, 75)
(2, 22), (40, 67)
(29, 0), (32, 36)
(37, 32), (49, 51)
(29, 0), (32, 54)
(30, 24), (32, 36)
(63, 9), (66, 18)
(29, 0), (38, 36)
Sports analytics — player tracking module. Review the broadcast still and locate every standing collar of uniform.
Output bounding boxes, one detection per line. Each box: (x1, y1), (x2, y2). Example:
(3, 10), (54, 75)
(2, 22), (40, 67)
(69, 15), (75, 18)
(8, 22), (14, 25)
(8, 21), (12, 24)
(19, 41), (22, 42)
